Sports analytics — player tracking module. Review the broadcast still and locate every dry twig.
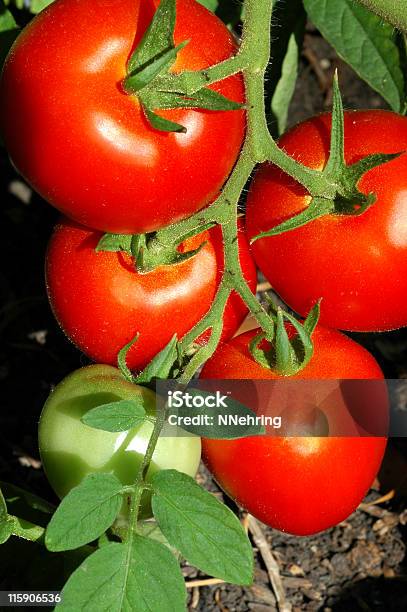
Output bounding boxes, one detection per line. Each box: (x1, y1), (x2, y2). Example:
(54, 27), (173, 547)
(247, 514), (292, 612)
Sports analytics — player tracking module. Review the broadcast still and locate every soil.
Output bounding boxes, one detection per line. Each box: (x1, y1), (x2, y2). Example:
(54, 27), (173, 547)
(0, 24), (406, 612)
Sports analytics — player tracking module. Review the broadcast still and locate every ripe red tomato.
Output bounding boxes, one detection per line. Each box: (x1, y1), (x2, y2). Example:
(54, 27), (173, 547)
(0, 0), (244, 234)
(246, 110), (407, 331)
(46, 218), (257, 371)
(201, 326), (388, 535)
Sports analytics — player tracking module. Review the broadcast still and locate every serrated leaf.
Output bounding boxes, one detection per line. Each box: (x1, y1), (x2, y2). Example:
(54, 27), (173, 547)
(304, 0), (406, 112)
(58, 538), (186, 611)
(136, 519), (181, 558)
(135, 334), (178, 384)
(152, 470), (253, 585)
(0, 2), (19, 69)
(81, 399), (147, 432)
(46, 474), (123, 552)
(96, 233), (132, 254)
(267, 0), (306, 136)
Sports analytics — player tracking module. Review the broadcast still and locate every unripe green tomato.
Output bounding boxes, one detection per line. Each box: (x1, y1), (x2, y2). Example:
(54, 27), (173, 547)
(38, 365), (201, 519)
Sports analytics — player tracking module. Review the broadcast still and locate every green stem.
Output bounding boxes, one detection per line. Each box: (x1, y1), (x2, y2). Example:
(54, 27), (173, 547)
(162, 53), (248, 94)
(178, 283), (230, 383)
(124, 402), (168, 542)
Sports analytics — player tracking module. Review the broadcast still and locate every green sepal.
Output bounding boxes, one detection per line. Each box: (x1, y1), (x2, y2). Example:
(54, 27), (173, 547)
(127, 0), (177, 73)
(117, 334), (141, 383)
(323, 73), (346, 178)
(344, 151), (403, 195)
(124, 40), (190, 94)
(251, 196), (334, 242)
(123, 0), (242, 133)
(142, 105), (187, 134)
(117, 334), (179, 384)
(147, 86), (243, 111)
(249, 302), (320, 376)
(135, 335), (178, 384)
(252, 74), (404, 241)
(96, 233), (133, 255)
(130, 233), (147, 261)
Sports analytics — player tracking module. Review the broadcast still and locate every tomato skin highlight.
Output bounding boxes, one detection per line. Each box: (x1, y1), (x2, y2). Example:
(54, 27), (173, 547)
(0, 0), (245, 234)
(200, 327), (387, 536)
(45, 218), (257, 371)
(38, 365), (201, 518)
(246, 110), (407, 332)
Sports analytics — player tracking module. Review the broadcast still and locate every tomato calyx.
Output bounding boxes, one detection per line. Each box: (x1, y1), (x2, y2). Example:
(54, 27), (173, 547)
(96, 223), (214, 273)
(251, 74), (403, 242)
(118, 334), (179, 385)
(122, 0), (243, 133)
(249, 300), (320, 376)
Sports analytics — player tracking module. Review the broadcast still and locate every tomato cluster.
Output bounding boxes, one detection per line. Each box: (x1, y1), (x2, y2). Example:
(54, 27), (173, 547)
(1, 0), (398, 537)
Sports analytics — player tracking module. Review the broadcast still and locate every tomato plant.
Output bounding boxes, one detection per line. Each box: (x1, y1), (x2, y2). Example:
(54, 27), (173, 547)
(45, 218), (256, 371)
(201, 326), (388, 535)
(1, 0), (405, 607)
(246, 110), (407, 332)
(38, 364), (201, 518)
(0, 0), (244, 234)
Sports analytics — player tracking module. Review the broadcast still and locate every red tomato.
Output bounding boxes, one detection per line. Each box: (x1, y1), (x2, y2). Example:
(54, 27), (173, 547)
(0, 0), (244, 234)
(200, 327), (387, 535)
(246, 110), (407, 331)
(46, 218), (257, 371)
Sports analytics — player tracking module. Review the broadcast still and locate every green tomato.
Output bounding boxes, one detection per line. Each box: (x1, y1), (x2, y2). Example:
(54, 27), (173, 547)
(38, 365), (201, 519)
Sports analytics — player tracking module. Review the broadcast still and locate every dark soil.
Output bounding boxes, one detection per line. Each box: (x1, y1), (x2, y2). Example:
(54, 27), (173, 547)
(0, 26), (406, 612)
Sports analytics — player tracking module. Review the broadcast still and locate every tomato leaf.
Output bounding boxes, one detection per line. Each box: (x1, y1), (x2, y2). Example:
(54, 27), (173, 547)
(135, 335), (179, 384)
(45, 474), (123, 552)
(0, 2), (19, 69)
(81, 399), (147, 433)
(95, 233), (133, 255)
(0, 488), (12, 545)
(0, 482), (55, 529)
(152, 470), (253, 585)
(58, 538), (186, 611)
(163, 386), (265, 438)
(303, 0), (407, 113)
(266, 0), (306, 137)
